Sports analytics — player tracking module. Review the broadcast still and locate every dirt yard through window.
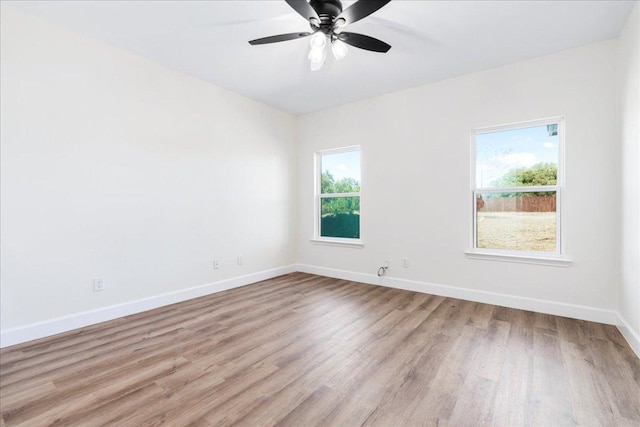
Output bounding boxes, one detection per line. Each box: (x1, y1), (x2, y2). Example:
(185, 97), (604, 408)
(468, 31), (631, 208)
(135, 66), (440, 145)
(477, 212), (556, 252)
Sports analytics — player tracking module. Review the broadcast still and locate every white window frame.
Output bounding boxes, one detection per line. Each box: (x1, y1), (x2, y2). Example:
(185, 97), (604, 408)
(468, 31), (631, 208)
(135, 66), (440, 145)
(465, 117), (571, 267)
(312, 146), (363, 248)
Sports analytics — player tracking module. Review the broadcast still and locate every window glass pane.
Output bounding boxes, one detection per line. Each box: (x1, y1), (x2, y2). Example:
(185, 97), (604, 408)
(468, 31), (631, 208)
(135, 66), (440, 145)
(476, 124), (559, 188)
(476, 192), (556, 252)
(321, 150), (361, 194)
(320, 197), (360, 238)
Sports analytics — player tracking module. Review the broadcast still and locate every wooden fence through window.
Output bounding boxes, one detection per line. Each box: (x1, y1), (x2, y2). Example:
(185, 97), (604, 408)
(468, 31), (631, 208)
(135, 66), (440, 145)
(477, 195), (556, 212)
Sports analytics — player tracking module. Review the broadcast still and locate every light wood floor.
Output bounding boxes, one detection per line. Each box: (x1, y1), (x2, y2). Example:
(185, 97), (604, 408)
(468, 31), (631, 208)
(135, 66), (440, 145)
(1, 273), (639, 426)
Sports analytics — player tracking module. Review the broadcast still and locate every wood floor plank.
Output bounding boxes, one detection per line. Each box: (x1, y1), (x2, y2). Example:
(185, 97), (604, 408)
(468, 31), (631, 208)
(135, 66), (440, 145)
(471, 319), (510, 382)
(374, 332), (455, 422)
(1, 273), (639, 427)
(466, 302), (496, 330)
(407, 387), (456, 426)
(2, 327), (195, 398)
(203, 344), (336, 426)
(142, 364), (280, 426)
(492, 312), (536, 427)
(589, 338), (640, 421)
(428, 324), (485, 396)
(43, 382), (168, 427)
(3, 356), (190, 426)
(530, 327), (574, 426)
(226, 378), (314, 427)
(274, 385), (343, 427)
(448, 374), (499, 426)
(560, 340), (617, 426)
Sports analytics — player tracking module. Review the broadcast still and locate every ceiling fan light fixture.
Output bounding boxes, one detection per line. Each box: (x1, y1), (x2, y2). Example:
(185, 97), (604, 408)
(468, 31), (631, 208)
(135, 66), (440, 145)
(331, 40), (348, 60)
(309, 31), (326, 49)
(308, 45), (327, 71)
(248, 0), (392, 69)
(310, 58), (325, 71)
(308, 46), (325, 62)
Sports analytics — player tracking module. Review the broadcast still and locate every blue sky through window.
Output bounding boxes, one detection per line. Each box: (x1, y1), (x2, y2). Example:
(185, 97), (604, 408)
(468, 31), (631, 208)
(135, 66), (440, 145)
(476, 124), (558, 187)
(321, 150), (361, 183)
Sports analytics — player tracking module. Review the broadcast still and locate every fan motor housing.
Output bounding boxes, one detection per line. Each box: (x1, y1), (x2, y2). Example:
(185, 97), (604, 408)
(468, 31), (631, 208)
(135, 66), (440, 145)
(310, 0), (343, 22)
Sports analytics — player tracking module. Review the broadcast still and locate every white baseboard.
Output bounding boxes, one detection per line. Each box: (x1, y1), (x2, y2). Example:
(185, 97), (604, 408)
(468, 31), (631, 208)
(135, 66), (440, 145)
(0, 265), (297, 349)
(296, 264), (620, 325)
(617, 314), (640, 359)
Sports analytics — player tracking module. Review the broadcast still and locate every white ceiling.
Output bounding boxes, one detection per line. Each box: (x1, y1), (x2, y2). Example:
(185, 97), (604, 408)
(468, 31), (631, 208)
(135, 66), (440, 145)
(6, 1), (636, 115)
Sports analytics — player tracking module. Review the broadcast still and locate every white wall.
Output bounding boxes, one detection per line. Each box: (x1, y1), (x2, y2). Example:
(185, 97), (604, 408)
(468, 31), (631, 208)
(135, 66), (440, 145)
(297, 40), (621, 319)
(0, 8), (296, 335)
(619, 2), (640, 341)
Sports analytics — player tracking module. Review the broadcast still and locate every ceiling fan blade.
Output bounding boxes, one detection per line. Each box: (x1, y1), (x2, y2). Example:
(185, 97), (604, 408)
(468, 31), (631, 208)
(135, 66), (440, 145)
(285, 0), (320, 22)
(337, 32), (391, 53)
(335, 0), (391, 26)
(249, 32), (312, 45)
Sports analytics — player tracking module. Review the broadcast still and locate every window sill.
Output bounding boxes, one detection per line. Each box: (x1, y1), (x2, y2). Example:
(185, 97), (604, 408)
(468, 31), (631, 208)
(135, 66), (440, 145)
(311, 238), (364, 248)
(464, 250), (572, 267)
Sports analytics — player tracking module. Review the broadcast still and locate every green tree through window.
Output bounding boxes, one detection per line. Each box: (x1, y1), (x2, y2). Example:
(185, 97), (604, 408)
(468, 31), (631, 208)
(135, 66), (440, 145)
(321, 171), (360, 215)
(491, 162), (557, 197)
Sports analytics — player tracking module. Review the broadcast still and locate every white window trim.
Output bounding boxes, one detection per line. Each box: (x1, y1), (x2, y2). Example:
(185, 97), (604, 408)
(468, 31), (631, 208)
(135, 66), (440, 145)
(313, 146), (363, 246)
(464, 248), (571, 267)
(467, 117), (571, 266)
(310, 238), (364, 248)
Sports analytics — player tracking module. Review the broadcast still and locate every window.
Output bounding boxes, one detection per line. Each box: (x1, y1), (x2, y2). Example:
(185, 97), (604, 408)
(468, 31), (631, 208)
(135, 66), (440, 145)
(470, 118), (566, 263)
(315, 147), (361, 243)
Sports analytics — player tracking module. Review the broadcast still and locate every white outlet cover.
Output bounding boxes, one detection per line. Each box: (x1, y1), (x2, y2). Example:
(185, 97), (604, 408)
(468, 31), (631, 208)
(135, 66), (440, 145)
(93, 278), (104, 291)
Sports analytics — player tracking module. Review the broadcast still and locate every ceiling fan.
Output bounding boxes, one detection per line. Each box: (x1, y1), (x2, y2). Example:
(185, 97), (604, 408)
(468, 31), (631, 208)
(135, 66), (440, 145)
(249, 0), (392, 71)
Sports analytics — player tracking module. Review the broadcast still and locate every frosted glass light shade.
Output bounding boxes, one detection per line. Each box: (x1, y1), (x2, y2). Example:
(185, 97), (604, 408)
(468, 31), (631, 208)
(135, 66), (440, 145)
(308, 46), (325, 63)
(331, 40), (348, 60)
(309, 32), (326, 49)
(308, 46), (327, 71)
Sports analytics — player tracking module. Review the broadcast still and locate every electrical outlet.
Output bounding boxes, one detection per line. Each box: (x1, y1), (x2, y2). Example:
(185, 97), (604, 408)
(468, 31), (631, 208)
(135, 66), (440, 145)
(402, 257), (410, 268)
(237, 255), (243, 265)
(213, 259), (220, 270)
(93, 278), (104, 292)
